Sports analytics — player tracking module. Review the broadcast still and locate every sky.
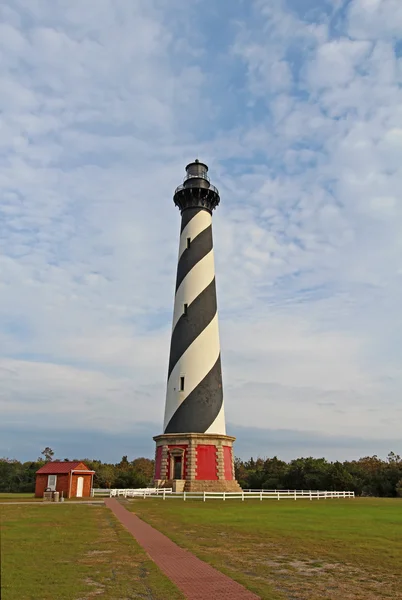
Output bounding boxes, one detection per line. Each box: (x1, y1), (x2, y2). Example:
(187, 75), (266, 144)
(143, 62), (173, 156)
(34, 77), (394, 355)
(1, 0), (401, 463)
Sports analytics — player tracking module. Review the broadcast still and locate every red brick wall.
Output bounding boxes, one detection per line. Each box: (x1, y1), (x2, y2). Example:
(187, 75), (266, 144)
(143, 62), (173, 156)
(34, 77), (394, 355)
(70, 474), (92, 498)
(154, 446), (163, 479)
(196, 445), (218, 480)
(223, 445), (234, 480)
(35, 474), (48, 497)
(35, 474), (70, 498)
(56, 474), (70, 497)
(74, 462), (91, 472)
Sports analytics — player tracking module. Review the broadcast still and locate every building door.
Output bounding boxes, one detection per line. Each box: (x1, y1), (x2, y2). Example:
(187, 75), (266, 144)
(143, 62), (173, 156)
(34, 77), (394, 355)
(173, 456), (182, 480)
(47, 475), (57, 491)
(76, 476), (84, 497)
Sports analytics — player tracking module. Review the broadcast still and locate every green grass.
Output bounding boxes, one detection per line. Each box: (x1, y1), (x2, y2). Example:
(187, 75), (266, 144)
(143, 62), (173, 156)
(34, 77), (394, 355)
(0, 493), (39, 502)
(0, 493), (101, 503)
(0, 493), (98, 503)
(129, 497), (402, 600)
(1, 503), (184, 600)
(0, 493), (34, 498)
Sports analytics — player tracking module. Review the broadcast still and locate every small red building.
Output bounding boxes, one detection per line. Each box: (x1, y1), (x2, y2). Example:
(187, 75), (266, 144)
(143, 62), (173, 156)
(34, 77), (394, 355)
(35, 461), (95, 498)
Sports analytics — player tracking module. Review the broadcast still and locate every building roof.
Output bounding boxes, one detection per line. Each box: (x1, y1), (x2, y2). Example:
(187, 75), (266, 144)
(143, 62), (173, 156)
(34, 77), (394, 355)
(36, 461), (94, 475)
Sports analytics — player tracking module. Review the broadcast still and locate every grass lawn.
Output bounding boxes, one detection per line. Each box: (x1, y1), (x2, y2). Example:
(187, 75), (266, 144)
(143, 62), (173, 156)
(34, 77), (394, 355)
(0, 493), (102, 503)
(0, 493), (40, 502)
(129, 497), (402, 600)
(1, 503), (184, 600)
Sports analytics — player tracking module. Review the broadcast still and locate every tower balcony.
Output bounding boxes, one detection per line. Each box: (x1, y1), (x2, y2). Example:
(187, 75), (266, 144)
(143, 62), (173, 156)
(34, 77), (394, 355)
(173, 160), (220, 213)
(174, 181), (219, 196)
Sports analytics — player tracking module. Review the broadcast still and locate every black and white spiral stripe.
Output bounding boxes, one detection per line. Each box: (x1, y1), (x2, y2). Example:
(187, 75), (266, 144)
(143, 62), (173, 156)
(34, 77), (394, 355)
(163, 206), (226, 434)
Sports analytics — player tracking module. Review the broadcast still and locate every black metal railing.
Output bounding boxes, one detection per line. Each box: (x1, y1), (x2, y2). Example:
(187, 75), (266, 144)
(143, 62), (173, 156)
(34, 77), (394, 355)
(174, 182), (219, 196)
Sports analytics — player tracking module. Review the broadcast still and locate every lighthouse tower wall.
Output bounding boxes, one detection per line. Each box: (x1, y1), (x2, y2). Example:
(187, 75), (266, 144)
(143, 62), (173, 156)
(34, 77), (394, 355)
(164, 206), (226, 436)
(154, 161), (241, 493)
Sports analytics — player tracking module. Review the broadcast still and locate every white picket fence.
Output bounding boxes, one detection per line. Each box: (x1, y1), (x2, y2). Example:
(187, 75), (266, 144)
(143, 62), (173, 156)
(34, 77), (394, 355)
(145, 490), (355, 501)
(92, 488), (111, 497)
(92, 487), (173, 498)
(93, 488), (354, 501)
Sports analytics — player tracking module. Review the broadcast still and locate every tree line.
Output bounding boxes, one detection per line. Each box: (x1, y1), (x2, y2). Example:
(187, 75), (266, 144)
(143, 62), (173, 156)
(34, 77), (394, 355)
(0, 449), (401, 497)
(235, 453), (402, 497)
(0, 450), (154, 493)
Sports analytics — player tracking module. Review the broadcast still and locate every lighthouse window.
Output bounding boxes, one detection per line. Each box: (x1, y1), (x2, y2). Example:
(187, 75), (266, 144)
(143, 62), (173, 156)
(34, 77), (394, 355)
(187, 237), (191, 249)
(183, 303), (188, 315)
(180, 376), (185, 391)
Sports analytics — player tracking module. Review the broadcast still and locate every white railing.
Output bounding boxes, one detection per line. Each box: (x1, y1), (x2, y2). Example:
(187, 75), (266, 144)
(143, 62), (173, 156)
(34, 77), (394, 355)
(95, 488), (173, 498)
(92, 488), (355, 501)
(138, 490), (355, 501)
(243, 489), (324, 493)
(92, 488), (160, 497)
(92, 488), (111, 497)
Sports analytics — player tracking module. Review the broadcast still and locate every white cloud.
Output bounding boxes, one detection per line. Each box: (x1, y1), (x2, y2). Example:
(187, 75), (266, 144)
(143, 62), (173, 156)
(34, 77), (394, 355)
(347, 0), (402, 40)
(0, 0), (401, 458)
(306, 39), (372, 89)
(0, 358), (165, 431)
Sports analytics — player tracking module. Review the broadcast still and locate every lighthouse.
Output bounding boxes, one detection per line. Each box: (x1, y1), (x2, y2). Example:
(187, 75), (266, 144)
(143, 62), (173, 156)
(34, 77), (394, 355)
(153, 161), (241, 492)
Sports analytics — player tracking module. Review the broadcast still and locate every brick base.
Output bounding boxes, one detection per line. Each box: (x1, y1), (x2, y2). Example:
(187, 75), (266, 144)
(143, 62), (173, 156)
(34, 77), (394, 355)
(184, 480), (242, 492)
(153, 432), (242, 493)
(154, 479), (241, 492)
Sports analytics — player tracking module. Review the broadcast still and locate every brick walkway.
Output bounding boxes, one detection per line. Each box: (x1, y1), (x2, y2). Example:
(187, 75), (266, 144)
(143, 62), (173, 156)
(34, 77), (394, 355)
(105, 498), (260, 599)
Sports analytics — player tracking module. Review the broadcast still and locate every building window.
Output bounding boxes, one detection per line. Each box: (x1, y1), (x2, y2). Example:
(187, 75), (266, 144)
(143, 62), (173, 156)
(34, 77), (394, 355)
(183, 303), (188, 315)
(187, 237), (191, 249)
(47, 475), (57, 491)
(180, 376), (185, 391)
